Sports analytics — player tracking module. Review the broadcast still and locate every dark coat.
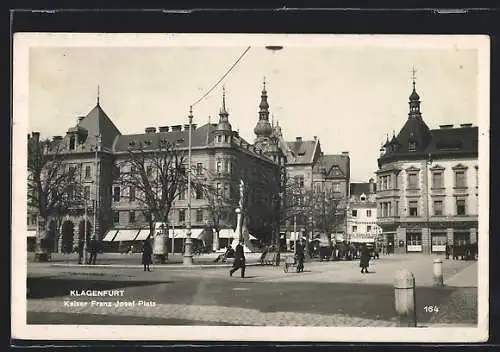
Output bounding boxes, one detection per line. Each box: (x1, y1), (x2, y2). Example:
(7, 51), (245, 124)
(233, 244), (245, 267)
(359, 246), (370, 268)
(142, 241), (153, 265)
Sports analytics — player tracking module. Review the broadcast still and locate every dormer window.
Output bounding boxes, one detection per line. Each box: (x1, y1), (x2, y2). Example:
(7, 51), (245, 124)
(408, 141), (416, 152)
(69, 135), (76, 150)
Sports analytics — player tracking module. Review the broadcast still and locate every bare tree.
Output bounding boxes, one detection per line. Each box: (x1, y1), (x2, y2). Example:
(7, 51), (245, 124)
(116, 139), (187, 242)
(27, 134), (81, 258)
(194, 169), (238, 250)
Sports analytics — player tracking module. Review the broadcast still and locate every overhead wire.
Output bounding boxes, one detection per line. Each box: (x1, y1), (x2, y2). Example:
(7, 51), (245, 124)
(190, 46), (252, 109)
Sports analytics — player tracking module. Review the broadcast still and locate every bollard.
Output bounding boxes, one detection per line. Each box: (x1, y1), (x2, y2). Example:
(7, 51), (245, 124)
(433, 258), (444, 287)
(394, 269), (417, 327)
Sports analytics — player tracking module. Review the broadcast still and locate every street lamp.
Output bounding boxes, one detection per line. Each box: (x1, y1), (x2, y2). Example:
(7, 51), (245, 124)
(183, 106), (194, 265)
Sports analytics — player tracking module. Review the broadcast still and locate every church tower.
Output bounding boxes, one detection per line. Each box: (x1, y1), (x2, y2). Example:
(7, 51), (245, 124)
(254, 78), (274, 149)
(214, 87), (233, 147)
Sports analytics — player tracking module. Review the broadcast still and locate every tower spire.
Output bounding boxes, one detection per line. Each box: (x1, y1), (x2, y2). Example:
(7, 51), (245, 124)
(408, 67), (422, 119)
(97, 85), (100, 105)
(411, 66), (417, 90)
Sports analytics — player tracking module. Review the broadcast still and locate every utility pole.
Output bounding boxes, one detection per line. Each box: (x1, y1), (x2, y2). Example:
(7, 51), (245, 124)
(183, 107), (194, 265)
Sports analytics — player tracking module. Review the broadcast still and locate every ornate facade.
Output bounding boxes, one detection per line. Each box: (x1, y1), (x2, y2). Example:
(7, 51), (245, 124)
(376, 78), (478, 254)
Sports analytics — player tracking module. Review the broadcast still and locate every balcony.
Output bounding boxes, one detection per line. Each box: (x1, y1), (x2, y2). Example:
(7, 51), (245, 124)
(376, 188), (401, 199)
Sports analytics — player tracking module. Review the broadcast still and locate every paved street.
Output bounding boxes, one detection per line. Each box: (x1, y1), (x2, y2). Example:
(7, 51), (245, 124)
(26, 254), (478, 327)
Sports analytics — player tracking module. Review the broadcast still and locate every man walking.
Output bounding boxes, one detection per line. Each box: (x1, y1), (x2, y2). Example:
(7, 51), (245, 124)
(229, 241), (245, 278)
(88, 237), (99, 265)
(360, 243), (370, 274)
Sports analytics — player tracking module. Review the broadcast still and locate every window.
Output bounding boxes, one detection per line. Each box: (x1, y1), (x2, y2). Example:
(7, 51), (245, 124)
(196, 209), (204, 223)
(179, 185), (186, 200)
(333, 183), (340, 192)
(84, 185), (91, 200)
(129, 186), (136, 202)
(113, 186), (120, 202)
(224, 184), (230, 198)
(179, 209), (186, 223)
(351, 210), (358, 217)
(407, 233), (422, 245)
(195, 187), (203, 200)
(196, 163), (203, 176)
(456, 199), (466, 215)
(360, 195), (366, 201)
(408, 173), (419, 188)
(475, 166), (479, 188)
(432, 172), (443, 188)
(433, 200), (443, 216)
(146, 165), (153, 177)
(298, 176), (305, 188)
(366, 210), (372, 217)
(395, 200), (399, 216)
(455, 171), (466, 188)
(216, 183), (222, 198)
(129, 211), (136, 223)
(224, 160), (229, 173)
(352, 226), (357, 232)
(409, 200), (418, 216)
(367, 225), (372, 232)
(113, 211), (120, 224)
(216, 161), (222, 174)
(85, 165), (91, 178)
(69, 135), (75, 150)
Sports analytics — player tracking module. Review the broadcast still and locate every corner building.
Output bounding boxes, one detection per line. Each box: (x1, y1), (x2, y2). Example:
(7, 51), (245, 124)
(376, 80), (478, 255)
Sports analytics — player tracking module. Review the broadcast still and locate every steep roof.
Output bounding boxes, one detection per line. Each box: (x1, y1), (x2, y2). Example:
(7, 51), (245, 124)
(79, 103), (122, 151)
(394, 116), (432, 153)
(350, 182), (370, 197)
(426, 126), (478, 155)
(285, 139), (318, 165)
(314, 154), (350, 179)
(113, 123), (215, 152)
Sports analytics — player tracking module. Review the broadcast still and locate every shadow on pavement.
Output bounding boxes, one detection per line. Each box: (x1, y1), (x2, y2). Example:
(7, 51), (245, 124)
(27, 277), (174, 299)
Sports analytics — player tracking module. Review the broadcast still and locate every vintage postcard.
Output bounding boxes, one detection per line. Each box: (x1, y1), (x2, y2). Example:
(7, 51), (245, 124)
(12, 33), (489, 342)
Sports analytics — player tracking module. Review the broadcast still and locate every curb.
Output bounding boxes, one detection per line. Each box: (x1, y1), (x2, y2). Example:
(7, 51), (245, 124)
(50, 262), (266, 270)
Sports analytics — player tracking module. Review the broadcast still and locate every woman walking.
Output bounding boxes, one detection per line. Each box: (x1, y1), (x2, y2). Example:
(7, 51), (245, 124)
(142, 238), (153, 272)
(360, 243), (370, 274)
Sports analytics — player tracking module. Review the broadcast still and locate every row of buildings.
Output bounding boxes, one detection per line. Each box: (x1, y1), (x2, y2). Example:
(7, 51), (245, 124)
(28, 82), (352, 254)
(27, 75), (479, 256)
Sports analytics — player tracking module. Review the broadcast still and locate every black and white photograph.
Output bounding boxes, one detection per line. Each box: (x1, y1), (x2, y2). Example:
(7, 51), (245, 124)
(12, 33), (489, 342)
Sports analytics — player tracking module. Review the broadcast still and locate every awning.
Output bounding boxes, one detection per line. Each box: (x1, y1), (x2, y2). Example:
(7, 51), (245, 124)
(114, 229), (140, 242)
(102, 230), (118, 242)
(27, 230), (36, 238)
(136, 229), (151, 241)
(217, 229), (235, 239)
(167, 228), (204, 239)
(350, 238), (375, 243)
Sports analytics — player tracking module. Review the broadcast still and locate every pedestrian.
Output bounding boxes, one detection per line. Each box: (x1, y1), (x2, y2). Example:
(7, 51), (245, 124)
(77, 240), (84, 264)
(88, 237), (99, 265)
(142, 238), (153, 271)
(445, 244), (450, 259)
(360, 243), (370, 273)
(295, 239), (305, 272)
(229, 241), (245, 278)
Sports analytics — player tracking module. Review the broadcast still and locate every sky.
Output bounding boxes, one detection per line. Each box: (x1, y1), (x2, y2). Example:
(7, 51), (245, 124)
(24, 34), (483, 182)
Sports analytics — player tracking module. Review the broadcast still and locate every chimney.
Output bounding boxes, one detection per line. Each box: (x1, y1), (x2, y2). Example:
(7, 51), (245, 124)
(439, 124), (454, 129)
(296, 137), (302, 142)
(145, 127), (156, 133)
(158, 126), (170, 132)
(32, 132), (40, 142)
(313, 136), (317, 140)
(460, 123), (473, 128)
(341, 151), (349, 156)
(171, 125), (182, 132)
(369, 178), (375, 194)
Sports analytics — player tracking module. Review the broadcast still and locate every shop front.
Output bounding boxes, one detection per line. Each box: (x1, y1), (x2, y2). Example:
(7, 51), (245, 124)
(431, 232), (447, 253)
(406, 232), (422, 252)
